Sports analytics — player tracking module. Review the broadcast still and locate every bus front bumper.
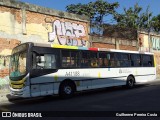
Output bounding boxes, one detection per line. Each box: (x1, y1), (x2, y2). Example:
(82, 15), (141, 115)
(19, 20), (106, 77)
(9, 86), (31, 98)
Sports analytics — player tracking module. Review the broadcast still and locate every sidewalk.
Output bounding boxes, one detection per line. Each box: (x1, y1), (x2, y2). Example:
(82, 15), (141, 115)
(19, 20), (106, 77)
(0, 92), (21, 103)
(0, 87), (22, 103)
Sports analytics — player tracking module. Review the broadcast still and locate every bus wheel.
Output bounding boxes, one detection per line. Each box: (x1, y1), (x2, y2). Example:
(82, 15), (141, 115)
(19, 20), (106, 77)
(126, 76), (135, 88)
(59, 81), (75, 98)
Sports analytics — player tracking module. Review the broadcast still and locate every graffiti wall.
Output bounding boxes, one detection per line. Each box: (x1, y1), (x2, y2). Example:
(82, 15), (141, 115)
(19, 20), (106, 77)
(0, 0), (90, 95)
(48, 19), (89, 47)
(0, 38), (20, 92)
(138, 33), (160, 52)
(0, 56), (10, 93)
(151, 36), (160, 50)
(138, 32), (160, 77)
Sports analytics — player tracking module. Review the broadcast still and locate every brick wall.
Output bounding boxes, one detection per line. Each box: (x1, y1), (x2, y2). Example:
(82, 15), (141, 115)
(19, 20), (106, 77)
(92, 42), (115, 49)
(0, 38), (20, 55)
(0, 38), (20, 83)
(119, 45), (137, 51)
(91, 35), (138, 51)
(0, 0), (90, 85)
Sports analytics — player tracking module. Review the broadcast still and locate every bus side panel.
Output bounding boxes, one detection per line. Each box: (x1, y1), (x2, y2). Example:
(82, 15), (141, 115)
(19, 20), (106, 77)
(30, 75), (55, 97)
(134, 67), (156, 83)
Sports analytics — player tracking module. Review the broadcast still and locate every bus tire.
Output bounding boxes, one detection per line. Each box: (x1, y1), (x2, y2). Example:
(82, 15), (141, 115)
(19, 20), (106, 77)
(59, 81), (75, 98)
(126, 76), (135, 88)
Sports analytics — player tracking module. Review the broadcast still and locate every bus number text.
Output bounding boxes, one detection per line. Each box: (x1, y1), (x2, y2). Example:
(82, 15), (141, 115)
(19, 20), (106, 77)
(65, 71), (80, 77)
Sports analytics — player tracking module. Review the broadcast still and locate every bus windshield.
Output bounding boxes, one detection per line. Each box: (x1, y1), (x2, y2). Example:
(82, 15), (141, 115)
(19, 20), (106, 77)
(10, 51), (27, 79)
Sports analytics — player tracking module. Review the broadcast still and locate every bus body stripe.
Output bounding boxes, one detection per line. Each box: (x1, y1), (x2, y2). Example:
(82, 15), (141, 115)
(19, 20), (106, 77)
(29, 74), (156, 85)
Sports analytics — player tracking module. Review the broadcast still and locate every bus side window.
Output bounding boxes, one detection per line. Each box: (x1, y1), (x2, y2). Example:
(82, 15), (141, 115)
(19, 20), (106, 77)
(98, 52), (111, 67)
(44, 54), (56, 69)
(61, 50), (70, 68)
(81, 51), (90, 68)
(90, 52), (98, 68)
(121, 53), (130, 67)
(36, 55), (45, 69)
(98, 52), (106, 67)
(110, 53), (115, 67)
(142, 55), (153, 67)
(32, 52), (57, 69)
(70, 51), (80, 68)
(99, 58), (104, 67)
(131, 54), (141, 67)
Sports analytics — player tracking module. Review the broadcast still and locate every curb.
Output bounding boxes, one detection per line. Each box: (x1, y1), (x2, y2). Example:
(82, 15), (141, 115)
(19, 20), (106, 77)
(0, 94), (21, 103)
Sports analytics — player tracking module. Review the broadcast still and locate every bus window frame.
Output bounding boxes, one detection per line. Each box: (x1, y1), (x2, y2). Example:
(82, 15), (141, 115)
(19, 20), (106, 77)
(60, 49), (81, 69)
(30, 46), (59, 78)
(130, 54), (142, 67)
(141, 54), (154, 67)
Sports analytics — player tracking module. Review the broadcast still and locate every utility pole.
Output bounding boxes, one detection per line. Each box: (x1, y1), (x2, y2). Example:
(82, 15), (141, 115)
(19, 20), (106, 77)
(148, 6), (151, 52)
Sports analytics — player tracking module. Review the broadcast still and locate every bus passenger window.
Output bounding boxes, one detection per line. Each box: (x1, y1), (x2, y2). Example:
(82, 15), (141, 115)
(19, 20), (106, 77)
(131, 54), (141, 67)
(121, 53), (130, 67)
(99, 58), (103, 67)
(70, 52), (80, 68)
(81, 52), (90, 68)
(44, 54), (56, 69)
(81, 60), (89, 67)
(61, 51), (70, 68)
(32, 53), (57, 69)
(32, 52), (56, 69)
(98, 52), (106, 67)
(110, 53), (115, 67)
(104, 58), (109, 67)
(91, 59), (98, 67)
(142, 55), (153, 67)
(98, 52), (111, 67)
(36, 55), (45, 69)
(90, 52), (98, 68)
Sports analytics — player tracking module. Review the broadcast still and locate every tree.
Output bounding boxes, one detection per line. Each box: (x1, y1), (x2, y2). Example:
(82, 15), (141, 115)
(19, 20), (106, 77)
(114, 3), (152, 30)
(151, 14), (160, 32)
(66, 0), (119, 34)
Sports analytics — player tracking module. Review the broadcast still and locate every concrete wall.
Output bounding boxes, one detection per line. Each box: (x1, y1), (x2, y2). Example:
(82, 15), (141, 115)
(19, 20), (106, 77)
(91, 35), (138, 51)
(0, 0), (90, 92)
(138, 31), (160, 77)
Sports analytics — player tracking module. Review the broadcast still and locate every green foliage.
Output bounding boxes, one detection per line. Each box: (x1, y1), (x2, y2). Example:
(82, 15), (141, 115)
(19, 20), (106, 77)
(114, 3), (152, 30)
(66, 0), (119, 34)
(151, 14), (160, 32)
(66, 1), (160, 33)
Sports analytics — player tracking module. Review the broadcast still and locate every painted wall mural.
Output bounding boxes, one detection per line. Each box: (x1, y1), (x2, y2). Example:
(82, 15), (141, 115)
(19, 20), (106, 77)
(151, 37), (160, 50)
(48, 19), (88, 47)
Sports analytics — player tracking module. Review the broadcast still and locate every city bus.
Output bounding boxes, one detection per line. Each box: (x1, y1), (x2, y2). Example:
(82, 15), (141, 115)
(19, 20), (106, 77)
(9, 42), (156, 98)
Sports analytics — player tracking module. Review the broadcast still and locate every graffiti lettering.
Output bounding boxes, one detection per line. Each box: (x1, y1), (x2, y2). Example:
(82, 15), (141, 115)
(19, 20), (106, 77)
(48, 20), (87, 46)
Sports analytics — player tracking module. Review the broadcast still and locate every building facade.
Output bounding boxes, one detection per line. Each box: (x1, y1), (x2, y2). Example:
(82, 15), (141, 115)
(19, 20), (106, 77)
(0, 0), (90, 89)
(138, 31), (160, 77)
(0, 0), (159, 92)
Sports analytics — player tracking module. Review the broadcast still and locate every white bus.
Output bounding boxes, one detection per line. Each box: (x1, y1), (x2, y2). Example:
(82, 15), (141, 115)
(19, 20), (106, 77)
(9, 42), (156, 98)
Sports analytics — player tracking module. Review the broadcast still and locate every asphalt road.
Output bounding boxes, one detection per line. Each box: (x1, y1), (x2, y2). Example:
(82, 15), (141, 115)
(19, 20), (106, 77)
(1, 80), (160, 118)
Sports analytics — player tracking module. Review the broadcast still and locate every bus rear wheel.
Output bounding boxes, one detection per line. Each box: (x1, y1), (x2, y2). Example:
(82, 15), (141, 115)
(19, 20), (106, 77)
(59, 81), (75, 98)
(126, 76), (135, 88)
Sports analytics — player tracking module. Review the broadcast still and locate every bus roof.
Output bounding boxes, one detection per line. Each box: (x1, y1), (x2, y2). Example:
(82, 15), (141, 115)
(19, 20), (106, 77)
(31, 42), (153, 55)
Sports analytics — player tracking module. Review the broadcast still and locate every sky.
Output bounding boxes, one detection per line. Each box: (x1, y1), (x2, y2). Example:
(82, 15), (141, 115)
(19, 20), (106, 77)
(20, 0), (160, 24)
